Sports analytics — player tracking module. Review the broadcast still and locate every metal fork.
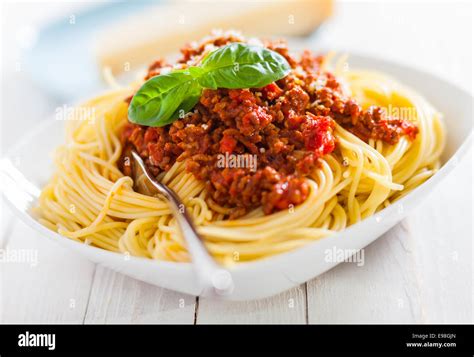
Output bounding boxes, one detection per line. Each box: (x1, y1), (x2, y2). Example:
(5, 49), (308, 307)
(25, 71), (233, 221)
(128, 149), (234, 296)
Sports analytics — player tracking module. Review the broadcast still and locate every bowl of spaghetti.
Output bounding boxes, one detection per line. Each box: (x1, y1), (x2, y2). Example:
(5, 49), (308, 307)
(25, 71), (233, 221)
(1, 32), (471, 300)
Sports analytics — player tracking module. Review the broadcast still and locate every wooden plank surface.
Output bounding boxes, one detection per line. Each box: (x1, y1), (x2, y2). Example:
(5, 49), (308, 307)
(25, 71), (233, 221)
(84, 267), (196, 324)
(0, 219), (96, 323)
(307, 222), (425, 324)
(196, 285), (307, 324)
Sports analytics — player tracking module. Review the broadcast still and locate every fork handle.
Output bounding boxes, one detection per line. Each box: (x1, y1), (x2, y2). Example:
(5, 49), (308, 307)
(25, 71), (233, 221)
(164, 187), (234, 296)
(131, 151), (234, 296)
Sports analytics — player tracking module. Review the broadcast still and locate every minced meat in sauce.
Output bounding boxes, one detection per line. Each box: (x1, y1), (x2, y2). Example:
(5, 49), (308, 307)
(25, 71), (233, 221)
(121, 34), (418, 218)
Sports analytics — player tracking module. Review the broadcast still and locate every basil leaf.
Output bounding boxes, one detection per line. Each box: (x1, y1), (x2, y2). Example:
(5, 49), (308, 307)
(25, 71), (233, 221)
(198, 43), (291, 89)
(128, 70), (201, 127)
(128, 43), (292, 127)
(165, 84), (202, 126)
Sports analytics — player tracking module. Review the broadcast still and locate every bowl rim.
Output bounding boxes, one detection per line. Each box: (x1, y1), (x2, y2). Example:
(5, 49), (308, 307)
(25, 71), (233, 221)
(1, 51), (473, 275)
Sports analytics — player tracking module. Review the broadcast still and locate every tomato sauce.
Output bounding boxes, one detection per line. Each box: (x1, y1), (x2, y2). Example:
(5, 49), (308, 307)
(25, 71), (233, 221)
(121, 34), (418, 218)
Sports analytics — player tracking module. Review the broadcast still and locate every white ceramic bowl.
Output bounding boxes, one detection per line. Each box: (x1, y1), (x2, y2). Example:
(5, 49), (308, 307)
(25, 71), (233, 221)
(1, 53), (472, 300)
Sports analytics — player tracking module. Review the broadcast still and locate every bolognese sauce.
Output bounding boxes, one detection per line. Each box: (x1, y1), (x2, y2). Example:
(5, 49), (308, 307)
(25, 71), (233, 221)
(121, 34), (418, 218)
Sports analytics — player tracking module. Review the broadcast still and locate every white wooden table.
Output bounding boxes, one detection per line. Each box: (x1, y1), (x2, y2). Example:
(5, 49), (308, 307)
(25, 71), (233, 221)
(1, 1), (472, 324)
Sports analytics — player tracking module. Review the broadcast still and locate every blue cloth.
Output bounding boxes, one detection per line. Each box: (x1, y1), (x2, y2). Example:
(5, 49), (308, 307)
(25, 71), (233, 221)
(23, 1), (156, 101)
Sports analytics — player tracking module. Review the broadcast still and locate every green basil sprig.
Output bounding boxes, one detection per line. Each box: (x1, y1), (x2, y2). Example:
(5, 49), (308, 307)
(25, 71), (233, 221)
(128, 43), (291, 127)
